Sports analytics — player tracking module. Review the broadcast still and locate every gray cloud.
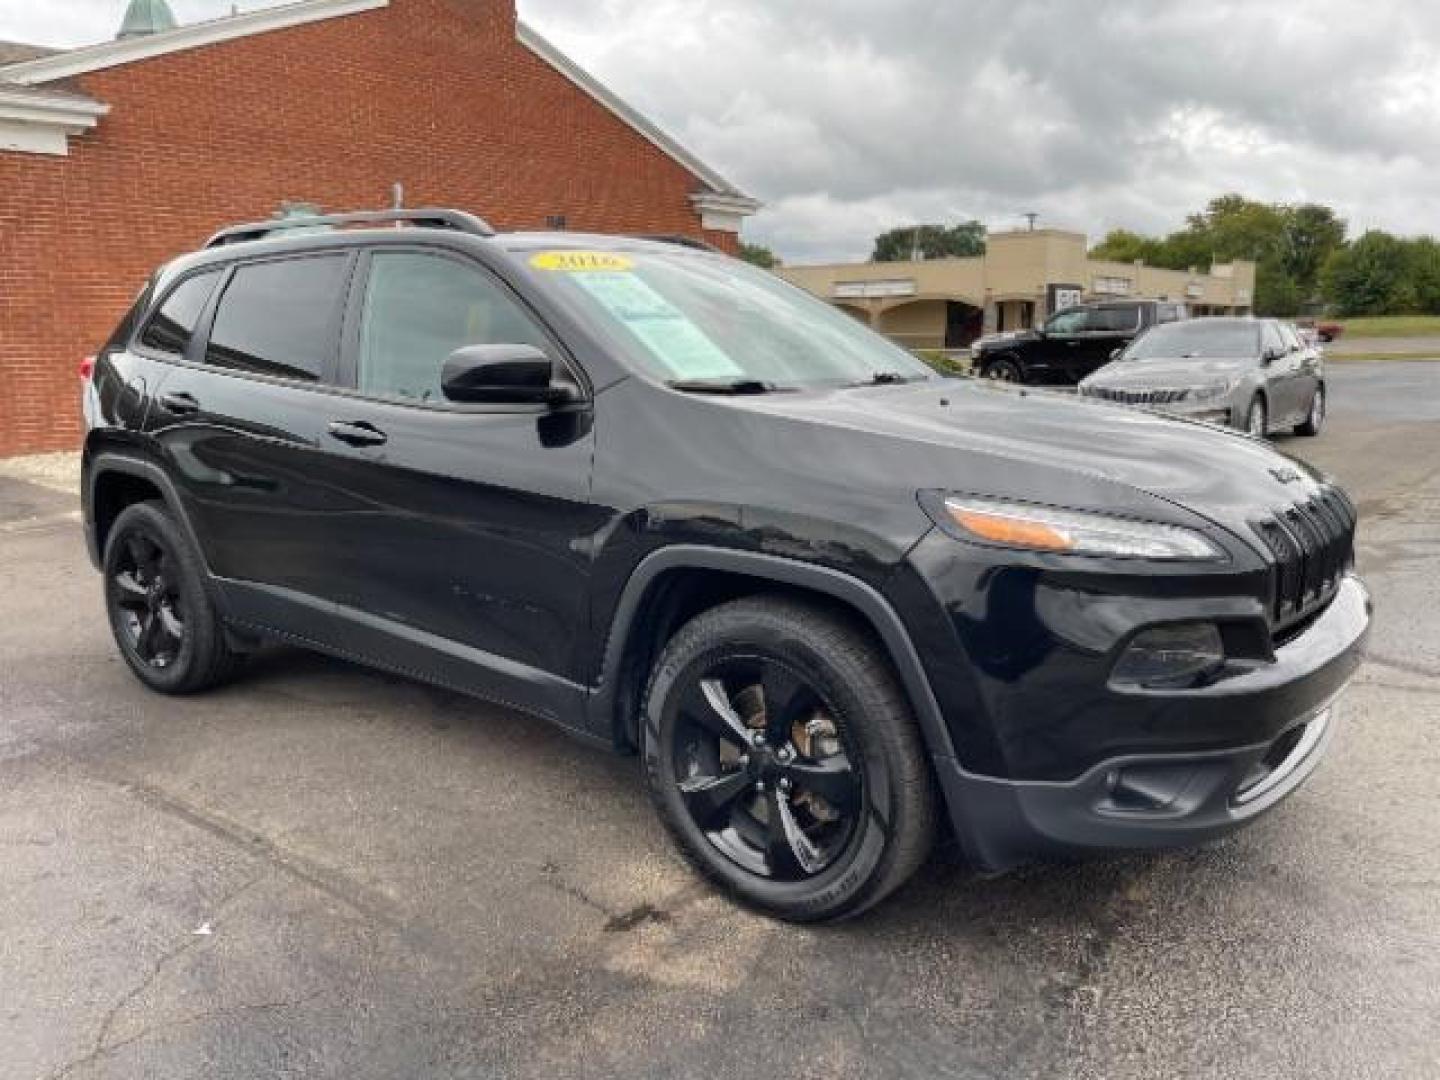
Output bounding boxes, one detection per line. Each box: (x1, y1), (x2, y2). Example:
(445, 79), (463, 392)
(524, 0), (1440, 260)
(6, 0), (1439, 261)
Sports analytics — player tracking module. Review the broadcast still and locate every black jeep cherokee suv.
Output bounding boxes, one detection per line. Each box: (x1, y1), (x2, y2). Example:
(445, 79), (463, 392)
(82, 209), (1369, 921)
(973, 298), (1188, 385)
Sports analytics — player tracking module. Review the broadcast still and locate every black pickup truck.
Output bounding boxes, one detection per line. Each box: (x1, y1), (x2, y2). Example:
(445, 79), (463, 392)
(972, 299), (1188, 385)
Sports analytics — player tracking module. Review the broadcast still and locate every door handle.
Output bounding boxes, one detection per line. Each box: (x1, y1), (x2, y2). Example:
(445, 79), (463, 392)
(327, 420), (388, 447)
(158, 390), (201, 415)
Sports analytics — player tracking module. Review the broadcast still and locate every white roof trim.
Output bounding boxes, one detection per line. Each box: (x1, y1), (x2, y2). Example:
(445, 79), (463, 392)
(0, 0), (389, 85)
(518, 20), (758, 210)
(0, 86), (108, 122)
(691, 192), (762, 214)
(0, 88), (108, 155)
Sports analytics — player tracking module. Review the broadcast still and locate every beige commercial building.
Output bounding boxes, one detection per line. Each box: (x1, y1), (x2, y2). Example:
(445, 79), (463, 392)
(780, 229), (1256, 351)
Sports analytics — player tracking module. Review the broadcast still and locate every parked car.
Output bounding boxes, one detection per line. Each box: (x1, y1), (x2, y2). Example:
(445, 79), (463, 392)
(82, 210), (1368, 921)
(1297, 317), (1344, 343)
(970, 299), (1188, 385)
(1079, 318), (1326, 437)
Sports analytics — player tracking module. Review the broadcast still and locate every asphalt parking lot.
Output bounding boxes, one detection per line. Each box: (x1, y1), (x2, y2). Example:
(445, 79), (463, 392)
(3, 361), (1437, 1080)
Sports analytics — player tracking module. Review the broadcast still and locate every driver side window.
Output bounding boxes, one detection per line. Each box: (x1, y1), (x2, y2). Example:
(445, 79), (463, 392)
(1261, 322), (1287, 358)
(357, 252), (552, 403)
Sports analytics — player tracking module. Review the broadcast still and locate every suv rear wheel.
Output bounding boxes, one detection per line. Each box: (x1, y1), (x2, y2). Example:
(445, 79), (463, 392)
(642, 597), (937, 922)
(986, 358), (1022, 383)
(103, 501), (243, 694)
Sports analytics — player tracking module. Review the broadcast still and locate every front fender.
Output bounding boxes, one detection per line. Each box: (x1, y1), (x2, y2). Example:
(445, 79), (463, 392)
(584, 543), (958, 766)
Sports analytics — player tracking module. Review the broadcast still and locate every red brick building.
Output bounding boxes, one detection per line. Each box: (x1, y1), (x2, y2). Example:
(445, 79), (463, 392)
(0, 0), (759, 456)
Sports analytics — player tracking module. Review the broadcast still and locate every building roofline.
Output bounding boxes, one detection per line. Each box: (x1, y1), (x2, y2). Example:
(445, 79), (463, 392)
(517, 20), (758, 209)
(0, 1), (758, 214)
(0, 0), (388, 84)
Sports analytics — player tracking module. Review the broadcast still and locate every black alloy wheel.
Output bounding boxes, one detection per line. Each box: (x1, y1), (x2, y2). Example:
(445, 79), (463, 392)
(103, 501), (243, 694)
(643, 597), (936, 921)
(111, 530), (186, 671)
(669, 657), (861, 881)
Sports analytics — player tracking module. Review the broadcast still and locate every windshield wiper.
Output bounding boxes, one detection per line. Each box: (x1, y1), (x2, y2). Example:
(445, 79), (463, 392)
(666, 378), (785, 395)
(846, 371), (929, 387)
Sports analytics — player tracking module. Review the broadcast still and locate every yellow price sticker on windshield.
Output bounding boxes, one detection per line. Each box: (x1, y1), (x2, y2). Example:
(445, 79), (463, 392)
(530, 251), (635, 273)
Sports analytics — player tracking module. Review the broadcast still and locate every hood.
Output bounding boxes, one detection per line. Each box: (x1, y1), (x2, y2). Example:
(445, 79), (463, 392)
(1082, 357), (1251, 389)
(974, 329), (1038, 351)
(727, 379), (1327, 547)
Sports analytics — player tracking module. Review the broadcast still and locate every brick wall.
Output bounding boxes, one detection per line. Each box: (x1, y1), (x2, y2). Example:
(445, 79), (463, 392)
(0, 0), (739, 456)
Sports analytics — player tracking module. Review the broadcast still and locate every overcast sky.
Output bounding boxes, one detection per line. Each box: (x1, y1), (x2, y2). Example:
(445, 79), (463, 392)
(4, 0), (1439, 262)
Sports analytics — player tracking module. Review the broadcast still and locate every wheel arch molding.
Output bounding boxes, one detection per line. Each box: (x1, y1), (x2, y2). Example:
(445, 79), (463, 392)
(587, 545), (958, 765)
(84, 450), (207, 576)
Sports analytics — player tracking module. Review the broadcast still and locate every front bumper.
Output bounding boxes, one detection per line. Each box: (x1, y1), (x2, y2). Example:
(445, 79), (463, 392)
(1078, 390), (1236, 426)
(933, 574), (1370, 871)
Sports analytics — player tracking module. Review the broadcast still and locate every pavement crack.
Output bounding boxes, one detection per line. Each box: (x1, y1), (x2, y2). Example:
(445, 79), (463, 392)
(538, 860), (615, 919)
(45, 874), (267, 1080)
(603, 903), (673, 932)
(111, 776), (415, 935)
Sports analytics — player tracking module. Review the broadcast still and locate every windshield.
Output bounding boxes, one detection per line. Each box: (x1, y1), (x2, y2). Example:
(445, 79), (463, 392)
(519, 247), (936, 388)
(1124, 321), (1260, 361)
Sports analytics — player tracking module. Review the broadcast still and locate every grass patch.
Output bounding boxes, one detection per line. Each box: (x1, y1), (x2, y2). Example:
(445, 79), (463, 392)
(1326, 351), (1440, 362)
(914, 349), (971, 376)
(1337, 316), (1440, 338)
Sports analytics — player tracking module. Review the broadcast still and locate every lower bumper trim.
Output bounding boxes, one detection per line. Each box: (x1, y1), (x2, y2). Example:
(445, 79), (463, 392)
(935, 697), (1341, 873)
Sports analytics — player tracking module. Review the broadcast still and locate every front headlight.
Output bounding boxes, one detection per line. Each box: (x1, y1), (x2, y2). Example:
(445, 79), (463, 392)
(932, 496), (1223, 560)
(1188, 381), (1238, 402)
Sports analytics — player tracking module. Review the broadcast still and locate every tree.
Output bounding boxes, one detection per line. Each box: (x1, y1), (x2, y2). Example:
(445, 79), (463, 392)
(1405, 237), (1440, 315)
(1254, 255), (1303, 317)
(1088, 194), (1345, 316)
(872, 221), (986, 262)
(738, 242), (780, 270)
(1321, 231), (1415, 316)
(1089, 229), (1164, 265)
(1282, 204), (1346, 298)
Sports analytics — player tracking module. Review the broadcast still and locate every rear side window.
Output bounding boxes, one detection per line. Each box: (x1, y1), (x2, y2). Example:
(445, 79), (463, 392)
(1094, 306), (1141, 332)
(356, 251), (553, 404)
(138, 271), (222, 358)
(204, 256), (348, 381)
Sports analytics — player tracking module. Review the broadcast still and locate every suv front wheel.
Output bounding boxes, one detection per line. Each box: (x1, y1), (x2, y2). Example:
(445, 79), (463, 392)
(642, 596), (937, 921)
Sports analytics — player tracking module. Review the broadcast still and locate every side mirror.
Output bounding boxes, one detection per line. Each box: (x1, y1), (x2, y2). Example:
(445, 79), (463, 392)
(1261, 346), (1282, 364)
(442, 345), (574, 405)
(1109, 348), (1122, 361)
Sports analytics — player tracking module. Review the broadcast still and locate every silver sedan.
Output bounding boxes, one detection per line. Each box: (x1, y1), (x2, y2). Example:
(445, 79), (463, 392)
(1077, 317), (1326, 437)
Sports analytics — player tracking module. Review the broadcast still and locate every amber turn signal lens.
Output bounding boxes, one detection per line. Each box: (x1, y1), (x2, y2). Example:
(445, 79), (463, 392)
(947, 507), (1075, 552)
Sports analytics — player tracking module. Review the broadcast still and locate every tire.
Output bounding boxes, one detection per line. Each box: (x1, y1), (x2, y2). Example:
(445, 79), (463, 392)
(986, 358), (1023, 383)
(103, 500), (243, 694)
(1295, 384), (1325, 436)
(641, 596), (937, 922)
(1242, 395), (1267, 437)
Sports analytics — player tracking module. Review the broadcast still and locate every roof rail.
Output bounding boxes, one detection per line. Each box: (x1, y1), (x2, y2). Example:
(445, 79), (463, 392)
(204, 208), (496, 249)
(634, 234), (726, 255)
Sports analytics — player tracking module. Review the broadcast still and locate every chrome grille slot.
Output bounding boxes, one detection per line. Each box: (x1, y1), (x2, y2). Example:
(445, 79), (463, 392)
(1086, 387), (1191, 405)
